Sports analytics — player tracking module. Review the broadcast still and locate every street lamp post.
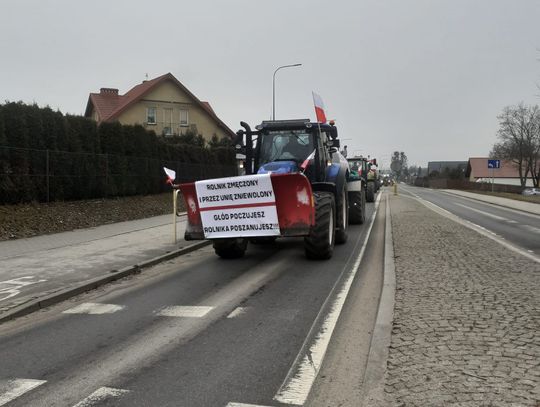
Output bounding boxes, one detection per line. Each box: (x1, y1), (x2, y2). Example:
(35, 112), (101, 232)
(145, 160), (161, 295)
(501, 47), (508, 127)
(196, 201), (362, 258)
(272, 63), (302, 120)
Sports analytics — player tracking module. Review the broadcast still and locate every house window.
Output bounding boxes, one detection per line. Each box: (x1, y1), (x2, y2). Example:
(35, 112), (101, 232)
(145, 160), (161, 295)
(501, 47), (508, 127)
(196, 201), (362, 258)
(146, 107), (157, 125)
(180, 109), (189, 127)
(163, 108), (173, 136)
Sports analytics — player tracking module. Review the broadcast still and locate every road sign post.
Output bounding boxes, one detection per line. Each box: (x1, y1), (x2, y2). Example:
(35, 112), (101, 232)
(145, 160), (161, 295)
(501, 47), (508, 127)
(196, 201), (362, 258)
(487, 159), (500, 192)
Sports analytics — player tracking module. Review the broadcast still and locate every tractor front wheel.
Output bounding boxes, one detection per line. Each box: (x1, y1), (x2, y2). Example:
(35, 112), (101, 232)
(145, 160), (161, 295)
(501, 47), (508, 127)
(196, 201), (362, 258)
(304, 192), (335, 260)
(213, 238), (248, 259)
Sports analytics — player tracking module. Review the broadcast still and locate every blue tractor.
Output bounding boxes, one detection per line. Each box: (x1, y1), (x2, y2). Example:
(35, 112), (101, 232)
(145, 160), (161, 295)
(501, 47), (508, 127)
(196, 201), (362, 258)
(234, 119), (351, 259)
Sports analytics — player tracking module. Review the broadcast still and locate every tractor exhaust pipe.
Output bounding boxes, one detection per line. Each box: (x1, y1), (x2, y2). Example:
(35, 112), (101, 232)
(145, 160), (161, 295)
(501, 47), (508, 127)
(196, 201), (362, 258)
(239, 122), (254, 175)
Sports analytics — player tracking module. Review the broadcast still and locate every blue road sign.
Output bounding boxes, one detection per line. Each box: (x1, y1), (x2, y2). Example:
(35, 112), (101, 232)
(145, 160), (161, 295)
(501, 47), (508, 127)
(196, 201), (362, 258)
(488, 159), (500, 169)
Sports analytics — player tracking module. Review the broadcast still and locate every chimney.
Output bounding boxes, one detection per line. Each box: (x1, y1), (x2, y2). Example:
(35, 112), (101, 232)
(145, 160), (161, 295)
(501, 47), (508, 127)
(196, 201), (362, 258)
(100, 88), (119, 95)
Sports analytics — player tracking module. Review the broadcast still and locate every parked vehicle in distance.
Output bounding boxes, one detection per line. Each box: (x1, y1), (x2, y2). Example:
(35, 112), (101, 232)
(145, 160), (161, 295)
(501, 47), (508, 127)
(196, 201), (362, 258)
(521, 187), (540, 196)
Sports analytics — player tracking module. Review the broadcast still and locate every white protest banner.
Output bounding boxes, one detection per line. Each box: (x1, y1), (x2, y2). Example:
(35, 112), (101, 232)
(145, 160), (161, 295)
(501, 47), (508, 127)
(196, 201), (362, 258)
(195, 174), (280, 238)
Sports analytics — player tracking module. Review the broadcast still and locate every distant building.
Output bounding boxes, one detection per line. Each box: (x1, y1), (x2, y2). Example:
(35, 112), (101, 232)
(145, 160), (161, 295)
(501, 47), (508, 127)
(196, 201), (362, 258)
(427, 161), (468, 177)
(465, 157), (533, 186)
(84, 72), (235, 140)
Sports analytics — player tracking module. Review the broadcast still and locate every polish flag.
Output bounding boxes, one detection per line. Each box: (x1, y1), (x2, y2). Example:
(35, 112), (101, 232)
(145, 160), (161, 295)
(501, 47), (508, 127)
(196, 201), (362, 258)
(312, 91), (327, 124)
(300, 149), (316, 171)
(163, 167), (176, 185)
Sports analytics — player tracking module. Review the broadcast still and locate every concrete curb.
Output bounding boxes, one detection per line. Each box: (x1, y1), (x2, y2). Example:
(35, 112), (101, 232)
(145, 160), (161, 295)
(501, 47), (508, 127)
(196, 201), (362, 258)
(0, 240), (211, 324)
(362, 194), (396, 406)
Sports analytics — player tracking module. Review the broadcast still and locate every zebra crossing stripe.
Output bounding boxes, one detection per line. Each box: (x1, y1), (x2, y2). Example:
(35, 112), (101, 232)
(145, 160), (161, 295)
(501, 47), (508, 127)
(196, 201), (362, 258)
(72, 386), (130, 407)
(0, 379), (46, 406)
(63, 303), (125, 315)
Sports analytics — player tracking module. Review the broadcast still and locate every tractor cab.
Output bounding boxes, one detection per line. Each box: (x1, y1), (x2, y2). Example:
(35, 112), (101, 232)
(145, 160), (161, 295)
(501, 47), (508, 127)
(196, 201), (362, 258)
(235, 119), (341, 183)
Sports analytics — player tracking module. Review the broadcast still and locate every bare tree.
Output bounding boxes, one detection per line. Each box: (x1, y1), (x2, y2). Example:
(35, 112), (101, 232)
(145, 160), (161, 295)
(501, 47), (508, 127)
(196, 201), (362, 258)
(390, 151), (408, 180)
(491, 103), (540, 187)
(527, 112), (540, 187)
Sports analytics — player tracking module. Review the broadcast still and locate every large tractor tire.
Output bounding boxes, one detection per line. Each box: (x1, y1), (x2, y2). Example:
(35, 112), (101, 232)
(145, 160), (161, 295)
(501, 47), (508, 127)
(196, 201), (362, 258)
(366, 182), (375, 203)
(213, 238), (248, 259)
(349, 189), (366, 224)
(335, 187), (348, 244)
(304, 192), (336, 260)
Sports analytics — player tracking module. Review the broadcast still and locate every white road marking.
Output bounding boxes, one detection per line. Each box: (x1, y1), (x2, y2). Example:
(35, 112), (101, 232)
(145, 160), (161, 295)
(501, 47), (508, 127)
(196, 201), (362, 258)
(63, 302), (125, 315)
(227, 307), (250, 319)
(72, 386), (130, 407)
(226, 403), (274, 407)
(274, 193), (383, 405)
(0, 379), (46, 406)
(156, 305), (214, 318)
(454, 202), (509, 221)
(0, 276), (47, 302)
(404, 194), (540, 264)
(523, 225), (540, 234)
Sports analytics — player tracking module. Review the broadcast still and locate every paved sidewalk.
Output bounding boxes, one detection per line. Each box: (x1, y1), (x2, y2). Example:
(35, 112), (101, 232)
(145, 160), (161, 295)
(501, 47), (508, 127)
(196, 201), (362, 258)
(0, 214), (187, 315)
(383, 194), (540, 406)
(442, 189), (540, 215)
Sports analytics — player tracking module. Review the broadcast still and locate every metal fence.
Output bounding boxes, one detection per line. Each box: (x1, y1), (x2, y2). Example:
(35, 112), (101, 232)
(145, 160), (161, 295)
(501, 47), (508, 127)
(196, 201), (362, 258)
(0, 145), (236, 204)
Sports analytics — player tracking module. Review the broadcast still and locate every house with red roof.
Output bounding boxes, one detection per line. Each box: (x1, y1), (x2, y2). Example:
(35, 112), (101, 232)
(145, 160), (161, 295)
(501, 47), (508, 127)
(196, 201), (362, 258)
(465, 157), (534, 187)
(84, 73), (235, 140)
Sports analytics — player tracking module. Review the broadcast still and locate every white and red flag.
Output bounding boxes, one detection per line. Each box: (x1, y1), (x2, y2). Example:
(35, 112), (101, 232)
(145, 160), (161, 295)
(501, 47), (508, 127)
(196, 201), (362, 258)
(300, 149), (316, 171)
(163, 167), (176, 185)
(312, 91), (327, 124)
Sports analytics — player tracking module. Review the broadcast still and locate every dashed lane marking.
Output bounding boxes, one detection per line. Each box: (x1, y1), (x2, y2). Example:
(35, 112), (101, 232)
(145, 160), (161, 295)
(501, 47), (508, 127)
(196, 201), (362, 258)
(227, 307), (250, 318)
(0, 379), (46, 406)
(156, 305), (214, 318)
(63, 302), (126, 315)
(71, 386), (130, 407)
(226, 403), (275, 407)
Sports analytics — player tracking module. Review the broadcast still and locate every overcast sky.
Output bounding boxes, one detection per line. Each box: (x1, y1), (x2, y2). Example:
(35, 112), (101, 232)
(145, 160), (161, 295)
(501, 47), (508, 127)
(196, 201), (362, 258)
(1, 0), (540, 168)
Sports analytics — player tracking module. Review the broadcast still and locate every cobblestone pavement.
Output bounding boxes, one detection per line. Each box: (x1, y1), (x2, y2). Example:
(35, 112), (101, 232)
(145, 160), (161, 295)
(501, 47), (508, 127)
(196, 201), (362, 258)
(384, 194), (540, 406)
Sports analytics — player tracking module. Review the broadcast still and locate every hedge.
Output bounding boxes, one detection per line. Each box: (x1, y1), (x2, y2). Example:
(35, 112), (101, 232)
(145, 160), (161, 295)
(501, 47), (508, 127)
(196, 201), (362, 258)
(0, 102), (236, 204)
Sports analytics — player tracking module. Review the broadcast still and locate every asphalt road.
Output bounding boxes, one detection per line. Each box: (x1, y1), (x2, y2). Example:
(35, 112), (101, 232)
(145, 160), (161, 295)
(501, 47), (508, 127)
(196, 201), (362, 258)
(400, 185), (540, 255)
(0, 198), (384, 407)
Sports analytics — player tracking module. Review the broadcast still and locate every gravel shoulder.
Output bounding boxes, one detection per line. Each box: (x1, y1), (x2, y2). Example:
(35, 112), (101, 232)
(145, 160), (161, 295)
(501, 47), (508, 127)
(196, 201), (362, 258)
(384, 194), (540, 406)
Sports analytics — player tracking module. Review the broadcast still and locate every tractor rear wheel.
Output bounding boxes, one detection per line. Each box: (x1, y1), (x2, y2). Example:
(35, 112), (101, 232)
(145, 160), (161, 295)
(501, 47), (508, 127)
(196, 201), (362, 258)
(366, 182), (375, 202)
(349, 190), (366, 224)
(213, 238), (248, 259)
(304, 192), (335, 260)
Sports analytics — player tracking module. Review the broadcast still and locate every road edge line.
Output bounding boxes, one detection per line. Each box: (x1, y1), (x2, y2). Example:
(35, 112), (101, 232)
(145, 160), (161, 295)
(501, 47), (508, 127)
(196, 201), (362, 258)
(440, 190), (540, 217)
(0, 240), (210, 324)
(273, 192), (383, 406)
(402, 192), (540, 264)
(361, 193), (396, 406)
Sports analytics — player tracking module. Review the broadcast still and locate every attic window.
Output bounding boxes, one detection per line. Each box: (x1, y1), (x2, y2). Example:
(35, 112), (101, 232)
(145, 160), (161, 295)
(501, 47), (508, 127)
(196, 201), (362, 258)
(180, 109), (189, 127)
(146, 107), (157, 125)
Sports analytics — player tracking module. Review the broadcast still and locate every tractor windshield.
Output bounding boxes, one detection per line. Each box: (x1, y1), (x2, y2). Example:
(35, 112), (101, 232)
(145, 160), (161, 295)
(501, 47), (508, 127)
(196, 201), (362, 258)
(258, 130), (314, 165)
